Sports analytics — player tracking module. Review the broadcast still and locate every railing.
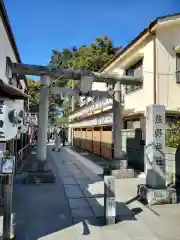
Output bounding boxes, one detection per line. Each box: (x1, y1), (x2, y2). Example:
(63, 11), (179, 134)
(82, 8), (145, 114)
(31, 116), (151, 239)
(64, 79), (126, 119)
(15, 143), (31, 173)
(0, 142), (31, 206)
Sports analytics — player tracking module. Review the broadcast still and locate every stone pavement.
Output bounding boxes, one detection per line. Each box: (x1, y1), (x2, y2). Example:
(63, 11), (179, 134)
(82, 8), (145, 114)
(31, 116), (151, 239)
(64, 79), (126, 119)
(13, 144), (180, 239)
(13, 148), (73, 239)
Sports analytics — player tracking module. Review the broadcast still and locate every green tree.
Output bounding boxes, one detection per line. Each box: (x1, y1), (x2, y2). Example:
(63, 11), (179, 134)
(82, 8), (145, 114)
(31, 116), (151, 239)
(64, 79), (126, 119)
(27, 79), (40, 113)
(50, 36), (119, 113)
(166, 121), (180, 148)
(27, 79), (63, 123)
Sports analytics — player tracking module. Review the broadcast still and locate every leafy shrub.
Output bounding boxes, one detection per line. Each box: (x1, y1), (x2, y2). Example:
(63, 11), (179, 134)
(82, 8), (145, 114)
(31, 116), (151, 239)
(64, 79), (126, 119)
(166, 121), (180, 148)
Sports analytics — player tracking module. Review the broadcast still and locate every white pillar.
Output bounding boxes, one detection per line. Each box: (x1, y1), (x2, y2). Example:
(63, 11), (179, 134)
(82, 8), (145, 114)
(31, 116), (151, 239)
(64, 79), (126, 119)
(36, 75), (51, 162)
(145, 104), (166, 188)
(112, 81), (126, 167)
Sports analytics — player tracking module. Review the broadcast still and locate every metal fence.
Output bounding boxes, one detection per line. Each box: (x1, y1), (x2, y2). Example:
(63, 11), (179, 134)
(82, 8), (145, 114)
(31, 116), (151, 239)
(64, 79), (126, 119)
(15, 143), (31, 173)
(0, 142), (31, 206)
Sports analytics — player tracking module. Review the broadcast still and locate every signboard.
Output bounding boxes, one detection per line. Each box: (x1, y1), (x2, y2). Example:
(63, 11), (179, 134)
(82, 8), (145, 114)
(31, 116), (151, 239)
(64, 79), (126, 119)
(145, 104), (166, 188)
(104, 175), (116, 224)
(71, 98), (113, 121)
(1, 156), (15, 174)
(0, 143), (5, 159)
(70, 113), (113, 128)
(97, 114), (112, 125)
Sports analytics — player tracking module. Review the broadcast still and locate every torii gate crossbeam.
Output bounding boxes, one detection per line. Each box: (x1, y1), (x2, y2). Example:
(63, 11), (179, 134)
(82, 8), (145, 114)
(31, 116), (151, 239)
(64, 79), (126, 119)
(12, 63), (142, 85)
(11, 62), (142, 171)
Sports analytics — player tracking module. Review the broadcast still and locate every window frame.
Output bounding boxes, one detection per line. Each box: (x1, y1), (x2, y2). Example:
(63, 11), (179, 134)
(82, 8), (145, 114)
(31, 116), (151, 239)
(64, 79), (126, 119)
(124, 59), (143, 94)
(5, 57), (13, 84)
(176, 53), (180, 83)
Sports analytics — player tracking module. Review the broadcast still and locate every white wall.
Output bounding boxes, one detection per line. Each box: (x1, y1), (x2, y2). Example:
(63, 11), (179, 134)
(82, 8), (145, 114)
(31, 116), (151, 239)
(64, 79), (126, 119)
(156, 23), (180, 110)
(0, 15), (26, 113)
(0, 16), (17, 84)
(124, 40), (154, 111)
(102, 22), (180, 113)
(102, 37), (154, 113)
(0, 98), (24, 113)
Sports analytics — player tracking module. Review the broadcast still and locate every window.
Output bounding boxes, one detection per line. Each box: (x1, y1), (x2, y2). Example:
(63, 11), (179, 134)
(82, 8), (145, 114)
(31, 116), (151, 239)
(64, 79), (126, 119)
(5, 57), (12, 84)
(176, 53), (180, 83)
(124, 59), (143, 93)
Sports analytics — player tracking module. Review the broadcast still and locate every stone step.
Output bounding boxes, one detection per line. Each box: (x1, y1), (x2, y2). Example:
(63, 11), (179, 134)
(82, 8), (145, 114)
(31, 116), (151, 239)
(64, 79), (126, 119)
(119, 220), (161, 240)
(127, 200), (180, 240)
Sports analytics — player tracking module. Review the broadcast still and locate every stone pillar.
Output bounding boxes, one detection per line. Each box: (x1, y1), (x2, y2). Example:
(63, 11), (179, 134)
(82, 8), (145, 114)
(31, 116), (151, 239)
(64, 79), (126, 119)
(36, 75), (51, 162)
(145, 104), (166, 188)
(112, 81), (127, 168)
(138, 104), (177, 204)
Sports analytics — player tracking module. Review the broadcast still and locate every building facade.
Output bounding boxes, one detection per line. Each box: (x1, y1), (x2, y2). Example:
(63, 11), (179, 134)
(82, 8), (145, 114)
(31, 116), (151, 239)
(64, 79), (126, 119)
(0, 0), (28, 157)
(68, 13), (180, 161)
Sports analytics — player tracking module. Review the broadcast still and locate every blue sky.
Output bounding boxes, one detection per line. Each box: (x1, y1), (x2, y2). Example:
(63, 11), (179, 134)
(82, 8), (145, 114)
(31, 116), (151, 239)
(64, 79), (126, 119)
(4, 0), (180, 73)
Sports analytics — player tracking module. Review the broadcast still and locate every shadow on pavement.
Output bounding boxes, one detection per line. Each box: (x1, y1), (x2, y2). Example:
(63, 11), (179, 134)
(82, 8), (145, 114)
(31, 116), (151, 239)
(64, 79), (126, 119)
(12, 145), (143, 239)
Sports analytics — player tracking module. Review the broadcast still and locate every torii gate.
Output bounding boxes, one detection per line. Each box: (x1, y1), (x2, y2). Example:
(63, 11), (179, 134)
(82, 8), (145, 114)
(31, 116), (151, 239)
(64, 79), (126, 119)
(11, 62), (142, 170)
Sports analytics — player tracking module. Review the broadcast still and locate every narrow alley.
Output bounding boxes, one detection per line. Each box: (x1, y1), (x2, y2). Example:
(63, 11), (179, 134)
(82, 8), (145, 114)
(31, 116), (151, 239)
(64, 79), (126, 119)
(13, 145), (180, 240)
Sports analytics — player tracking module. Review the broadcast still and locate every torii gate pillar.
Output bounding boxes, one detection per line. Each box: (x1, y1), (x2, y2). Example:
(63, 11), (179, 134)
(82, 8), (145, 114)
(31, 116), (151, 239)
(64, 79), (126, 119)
(111, 81), (134, 178)
(112, 81), (124, 161)
(36, 75), (51, 163)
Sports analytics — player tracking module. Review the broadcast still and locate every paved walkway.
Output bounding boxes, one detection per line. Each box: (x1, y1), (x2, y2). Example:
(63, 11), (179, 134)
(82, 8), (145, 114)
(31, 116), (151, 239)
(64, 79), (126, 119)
(13, 144), (180, 239)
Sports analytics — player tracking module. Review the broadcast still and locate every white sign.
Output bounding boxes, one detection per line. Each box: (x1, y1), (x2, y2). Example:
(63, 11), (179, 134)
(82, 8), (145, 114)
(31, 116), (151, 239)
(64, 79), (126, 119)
(145, 104), (166, 188)
(104, 176), (116, 217)
(97, 114), (112, 125)
(1, 156), (15, 174)
(153, 111), (165, 167)
(0, 143), (5, 154)
(70, 113), (113, 128)
(106, 197), (116, 217)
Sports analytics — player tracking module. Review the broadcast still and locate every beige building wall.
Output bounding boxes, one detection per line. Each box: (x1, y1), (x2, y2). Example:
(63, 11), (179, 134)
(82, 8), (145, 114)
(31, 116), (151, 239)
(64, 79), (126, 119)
(156, 23), (180, 110)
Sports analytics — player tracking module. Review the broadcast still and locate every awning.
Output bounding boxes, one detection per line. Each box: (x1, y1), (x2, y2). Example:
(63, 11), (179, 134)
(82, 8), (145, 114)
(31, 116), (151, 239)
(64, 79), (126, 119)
(0, 79), (28, 99)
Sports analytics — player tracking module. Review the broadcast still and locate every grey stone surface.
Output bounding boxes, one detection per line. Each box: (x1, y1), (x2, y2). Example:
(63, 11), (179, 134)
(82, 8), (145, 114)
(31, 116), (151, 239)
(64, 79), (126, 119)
(14, 145), (180, 239)
(24, 170), (56, 184)
(112, 169), (134, 179)
(68, 198), (89, 209)
(64, 185), (84, 198)
(138, 184), (177, 205)
(86, 197), (134, 220)
(13, 151), (73, 239)
(76, 177), (93, 187)
(71, 207), (94, 218)
(59, 171), (73, 178)
(62, 177), (77, 185)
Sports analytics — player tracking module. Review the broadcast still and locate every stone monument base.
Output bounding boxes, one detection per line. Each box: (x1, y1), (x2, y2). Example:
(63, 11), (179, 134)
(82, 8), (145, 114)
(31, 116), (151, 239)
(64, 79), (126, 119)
(24, 170), (56, 184)
(137, 184), (177, 205)
(23, 160), (56, 184)
(112, 169), (135, 179)
(110, 159), (135, 179)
